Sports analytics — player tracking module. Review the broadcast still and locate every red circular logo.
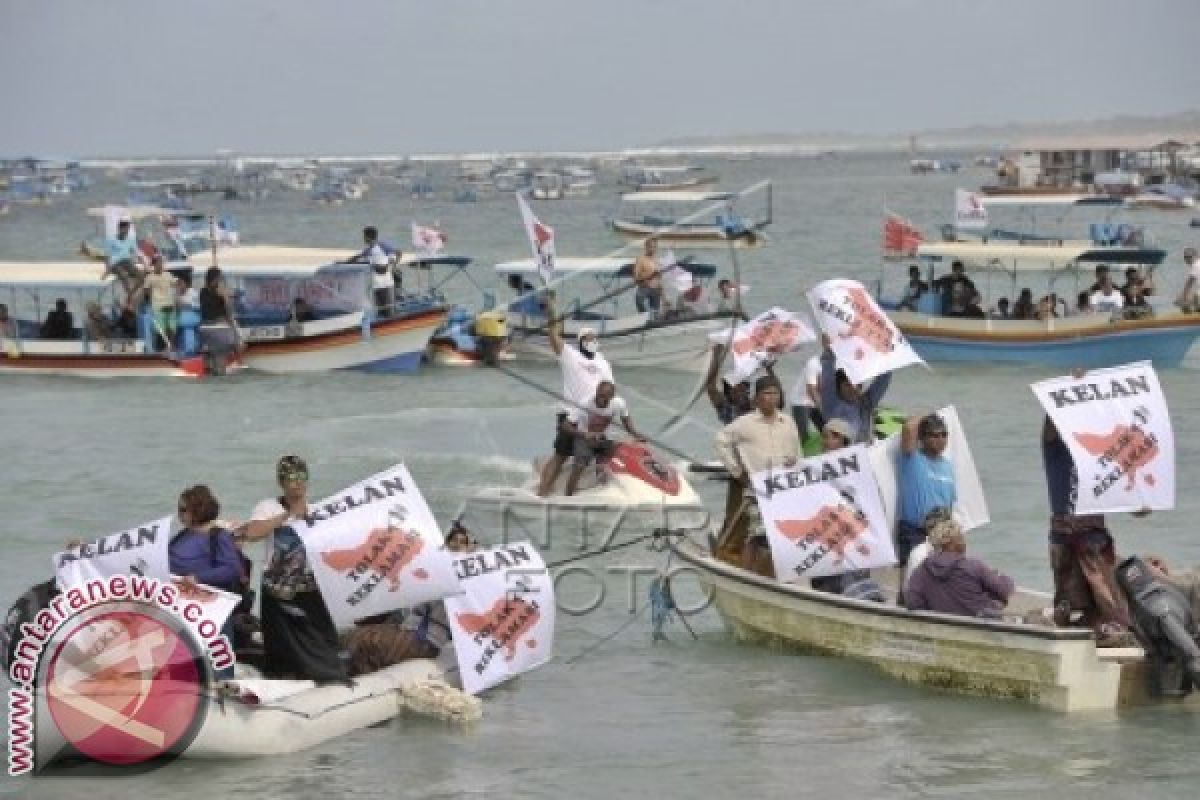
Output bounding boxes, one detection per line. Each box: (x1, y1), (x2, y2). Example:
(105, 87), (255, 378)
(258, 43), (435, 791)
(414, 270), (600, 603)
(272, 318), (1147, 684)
(44, 608), (208, 766)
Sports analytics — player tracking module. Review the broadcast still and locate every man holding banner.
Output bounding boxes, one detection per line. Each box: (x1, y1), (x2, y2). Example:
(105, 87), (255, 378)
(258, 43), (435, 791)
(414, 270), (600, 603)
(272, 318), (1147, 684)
(896, 413), (957, 565)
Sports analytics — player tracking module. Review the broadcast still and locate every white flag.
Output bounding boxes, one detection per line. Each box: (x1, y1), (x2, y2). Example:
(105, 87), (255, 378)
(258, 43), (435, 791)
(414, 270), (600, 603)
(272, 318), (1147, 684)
(867, 405), (990, 533)
(53, 516), (174, 590)
(516, 192), (556, 285)
(1031, 362), (1174, 514)
(301, 464), (463, 628)
(954, 188), (988, 230)
(753, 445), (896, 580)
(444, 541), (555, 695)
(807, 278), (924, 385)
(707, 307), (817, 384)
(411, 221), (446, 256)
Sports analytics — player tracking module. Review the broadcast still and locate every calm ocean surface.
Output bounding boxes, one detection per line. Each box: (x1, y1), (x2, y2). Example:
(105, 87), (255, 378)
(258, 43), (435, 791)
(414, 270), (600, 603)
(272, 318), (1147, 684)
(2, 153), (1199, 798)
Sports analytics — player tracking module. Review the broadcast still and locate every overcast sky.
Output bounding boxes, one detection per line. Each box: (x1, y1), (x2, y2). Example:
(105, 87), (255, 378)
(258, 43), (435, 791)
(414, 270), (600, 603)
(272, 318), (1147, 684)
(1, 0), (1196, 157)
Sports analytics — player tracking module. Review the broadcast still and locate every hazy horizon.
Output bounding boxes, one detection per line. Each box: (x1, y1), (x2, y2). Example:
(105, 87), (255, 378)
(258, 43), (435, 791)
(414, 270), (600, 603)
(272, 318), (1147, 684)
(2, 0), (1196, 158)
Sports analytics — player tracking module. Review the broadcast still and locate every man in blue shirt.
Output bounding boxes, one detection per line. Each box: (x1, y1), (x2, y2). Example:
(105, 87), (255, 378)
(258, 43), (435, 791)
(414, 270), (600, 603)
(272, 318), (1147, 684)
(818, 338), (892, 445)
(102, 218), (146, 306)
(896, 412), (957, 564)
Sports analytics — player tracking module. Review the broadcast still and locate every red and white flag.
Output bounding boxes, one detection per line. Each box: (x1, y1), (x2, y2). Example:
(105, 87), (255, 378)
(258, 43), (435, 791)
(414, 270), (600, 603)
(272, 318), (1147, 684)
(708, 307), (816, 383)
(883, 213), (924, 259)
(411, 221), (447, 256)
(516, 192), (556, 285)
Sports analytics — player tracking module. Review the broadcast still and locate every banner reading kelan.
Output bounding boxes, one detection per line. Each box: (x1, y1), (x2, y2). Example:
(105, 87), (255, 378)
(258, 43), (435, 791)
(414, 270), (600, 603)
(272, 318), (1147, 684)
(302, 464), (463, 628)
(1032, 361), (1175, 514)
(52, 516), (174, 590)
(444, 540), (555, 695)
(753, 444), (897, 581)
(806, 278), (924, 385)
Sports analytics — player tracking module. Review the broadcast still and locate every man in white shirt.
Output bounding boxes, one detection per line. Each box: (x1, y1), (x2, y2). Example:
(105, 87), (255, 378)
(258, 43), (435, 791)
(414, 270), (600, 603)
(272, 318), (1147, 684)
(1089, 273), (1125, 315)
(789, 354), (823, 442)
(559, 380), (645, 496)
(537, 293), (615, 496)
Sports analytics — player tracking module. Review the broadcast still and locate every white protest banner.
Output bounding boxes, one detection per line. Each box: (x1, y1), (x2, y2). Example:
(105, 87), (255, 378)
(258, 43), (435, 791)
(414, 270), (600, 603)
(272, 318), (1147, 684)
(868, 405), (989, 534)
(807, 279), (924, 385)
(53, 516), (174, 590)
(170, 577), (241, 633)
(753, 445), (896, 580)
(445, 541), (555, 695)
(954, 188), (988, 230)
(1031, 361), (1174, 513)
(411, 221), (447, 256)
(302, 464), (463, 628)
(707, 307), (817, 383)
(516, 192), (556, 285)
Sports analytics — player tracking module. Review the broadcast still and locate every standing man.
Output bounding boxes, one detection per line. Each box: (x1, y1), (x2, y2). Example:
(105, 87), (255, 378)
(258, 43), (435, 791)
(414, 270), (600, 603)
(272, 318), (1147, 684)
(142, 254), (178, 350)
(537, 292), (614, 496)
(633, 238), (664, 316)
(896, 412), (957, 564)
(1176, 247), (1199, 312)
(713, 376), (800, 570)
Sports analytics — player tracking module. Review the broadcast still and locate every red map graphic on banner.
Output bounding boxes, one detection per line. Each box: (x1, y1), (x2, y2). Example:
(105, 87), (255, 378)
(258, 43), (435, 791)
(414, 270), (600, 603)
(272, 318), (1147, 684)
(732, 318), (802, 356)
(455, 596), (541, 660)
(839, 287), (896, 359)
(321, 527), (427, 591)
(776, 504), (871, 565)
(1074, 424), (1159, 490)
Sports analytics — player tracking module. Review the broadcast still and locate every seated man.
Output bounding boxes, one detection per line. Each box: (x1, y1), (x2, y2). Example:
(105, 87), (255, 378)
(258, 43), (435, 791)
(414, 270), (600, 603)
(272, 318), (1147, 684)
(84, 302), (115, 341)
(562, 380), (645, 496)
(40, 298), (74, 340)
(904, 519), (1014, 619)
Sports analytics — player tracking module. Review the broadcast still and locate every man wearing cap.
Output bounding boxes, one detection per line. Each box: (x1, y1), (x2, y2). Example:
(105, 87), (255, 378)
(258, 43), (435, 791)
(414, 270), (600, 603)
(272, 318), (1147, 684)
(537, 292), (615, 496)
(102, 218), (146, 306)
(237, 456), (348, 683)
(896, 412), (957, 564)
(713, 376), (799, 567)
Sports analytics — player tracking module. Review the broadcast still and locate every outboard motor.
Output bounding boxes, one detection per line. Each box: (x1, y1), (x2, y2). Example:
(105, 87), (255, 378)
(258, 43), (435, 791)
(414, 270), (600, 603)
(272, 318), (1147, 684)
(474, 310), (508, 367)
(1114, 555), (1200, 697)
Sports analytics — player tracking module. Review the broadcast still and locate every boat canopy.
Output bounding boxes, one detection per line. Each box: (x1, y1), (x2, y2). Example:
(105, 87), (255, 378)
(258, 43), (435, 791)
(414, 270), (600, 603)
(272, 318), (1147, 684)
(619, 190), (736, 204)
(915, 240), (1166, 272)
(978, 195), (1124, 208)
(188, 245), (355, 276)
(0, 261), (112, 289)
(86, 204), (174, 220)
(398, 254), (472, 270)
(494, 256), (716, 279)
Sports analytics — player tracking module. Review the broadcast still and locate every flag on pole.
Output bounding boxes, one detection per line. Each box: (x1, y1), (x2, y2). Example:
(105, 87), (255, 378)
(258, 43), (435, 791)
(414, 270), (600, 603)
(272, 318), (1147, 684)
(516, 192), (556, 285)
(411, 222), (447, 256)
(954, 189), (988, 230)
(883, 213), (924, 259)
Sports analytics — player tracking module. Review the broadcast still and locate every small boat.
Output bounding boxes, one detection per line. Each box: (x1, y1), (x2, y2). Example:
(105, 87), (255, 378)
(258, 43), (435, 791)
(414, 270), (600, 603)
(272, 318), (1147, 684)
(910, 158), (962, 174)
(530, 171), (565, 200)
(610, 185), (772, 249)
(672, 534), (1197, 712)
(465, 441), (708, 544)
(620, 165), (717, 192)
(1125, 184), (1197, 211)
(561, 166), (596, 196)
(187, 246), (449, 374)
(496, 256), (740, 371)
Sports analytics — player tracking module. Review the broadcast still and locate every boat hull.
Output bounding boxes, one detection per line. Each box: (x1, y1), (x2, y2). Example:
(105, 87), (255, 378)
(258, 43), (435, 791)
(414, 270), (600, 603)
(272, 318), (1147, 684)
(610, 219), (766, 249)
(889, 311), (1200, 368)
(509, 314), (737, 371)
(672, 538), (1130, 712)
(241, 309), (447, 374)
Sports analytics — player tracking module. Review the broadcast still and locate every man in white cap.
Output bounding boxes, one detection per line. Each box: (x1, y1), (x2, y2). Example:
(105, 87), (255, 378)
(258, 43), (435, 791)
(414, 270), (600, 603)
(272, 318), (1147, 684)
(537, 292), (615, 496)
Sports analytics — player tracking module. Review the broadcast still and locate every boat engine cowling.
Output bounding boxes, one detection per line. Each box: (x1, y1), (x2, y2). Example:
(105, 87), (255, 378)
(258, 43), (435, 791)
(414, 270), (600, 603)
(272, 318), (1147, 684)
(1114, 555), (1200, 697)
(473, 311), (507, 367)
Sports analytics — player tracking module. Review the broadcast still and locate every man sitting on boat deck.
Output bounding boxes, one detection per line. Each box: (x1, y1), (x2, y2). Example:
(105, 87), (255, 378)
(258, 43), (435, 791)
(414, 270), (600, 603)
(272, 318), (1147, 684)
(1041, 415), (1135, 641)
(559, 380), (646, 496)
(896, 413), (957, 565)
(537, 293), (614, 496)
(1089, 270), (1125, 315)
(713, 376), (799, 572)
(102, 218), (147, 308)
(84, 302), (115, 342)
(633, 238), (664, 317)
(904, 519), (1014, 619)
(40, 298), (74, 340)
(817, 335), (892, 446)
(898, 265), (928, 311)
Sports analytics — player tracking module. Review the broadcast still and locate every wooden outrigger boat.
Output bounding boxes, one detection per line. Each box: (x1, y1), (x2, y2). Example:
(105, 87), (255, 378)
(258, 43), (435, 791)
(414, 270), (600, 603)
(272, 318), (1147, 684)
(610, 186), (772, 249)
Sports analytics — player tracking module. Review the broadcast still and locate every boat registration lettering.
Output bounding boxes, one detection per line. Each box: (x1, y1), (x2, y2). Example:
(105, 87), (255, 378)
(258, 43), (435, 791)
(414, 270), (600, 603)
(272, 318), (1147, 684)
(244, 325), (286, 341)
(870, 632), (936, 663)
(99, 341), (139, 354)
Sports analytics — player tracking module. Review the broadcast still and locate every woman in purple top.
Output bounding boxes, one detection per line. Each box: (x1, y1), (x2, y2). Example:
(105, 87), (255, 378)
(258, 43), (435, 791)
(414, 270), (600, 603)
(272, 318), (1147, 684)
(169, 485), (243, 592)
(904, 519), (1014, 619)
